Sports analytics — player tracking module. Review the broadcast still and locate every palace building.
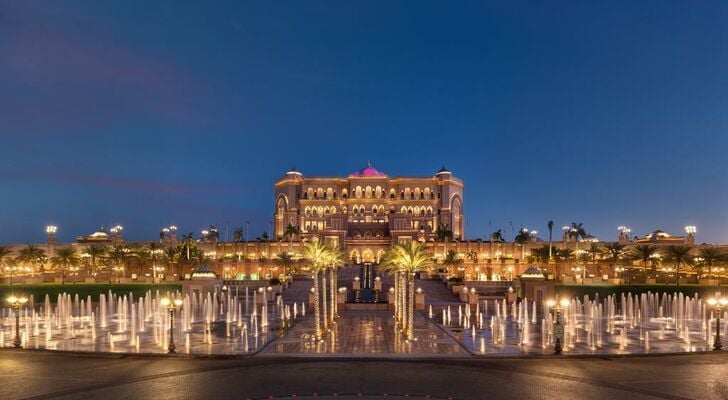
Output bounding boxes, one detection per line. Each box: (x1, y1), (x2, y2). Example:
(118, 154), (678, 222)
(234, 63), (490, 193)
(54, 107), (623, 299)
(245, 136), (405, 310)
(274, 164), (464, 263)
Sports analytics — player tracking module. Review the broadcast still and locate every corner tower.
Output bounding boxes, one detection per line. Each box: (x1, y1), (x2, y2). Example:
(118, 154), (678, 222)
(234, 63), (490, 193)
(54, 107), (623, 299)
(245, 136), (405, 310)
(274, 167), (303, 239)
(435, 167), (464, 239)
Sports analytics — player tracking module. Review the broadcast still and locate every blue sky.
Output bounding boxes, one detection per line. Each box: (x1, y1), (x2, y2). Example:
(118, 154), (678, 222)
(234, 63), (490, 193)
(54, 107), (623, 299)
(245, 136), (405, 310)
(1, 1), (726, 244)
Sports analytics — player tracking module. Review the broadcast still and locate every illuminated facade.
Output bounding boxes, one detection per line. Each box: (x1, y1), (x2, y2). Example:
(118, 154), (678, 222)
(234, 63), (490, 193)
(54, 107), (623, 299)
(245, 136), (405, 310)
(274, 164), (464, 262)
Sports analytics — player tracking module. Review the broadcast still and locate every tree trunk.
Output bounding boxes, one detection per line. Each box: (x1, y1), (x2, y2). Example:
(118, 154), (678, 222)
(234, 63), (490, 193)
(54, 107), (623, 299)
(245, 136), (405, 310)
(393, 271), (399, 327)
(321, 268), (328, 329)
(676, 262), (680, 287)
(313, 271), (322, 340)
(407, 272), (415, 341)
(397, 271), (403, 331)
(330, 267), (335, 322)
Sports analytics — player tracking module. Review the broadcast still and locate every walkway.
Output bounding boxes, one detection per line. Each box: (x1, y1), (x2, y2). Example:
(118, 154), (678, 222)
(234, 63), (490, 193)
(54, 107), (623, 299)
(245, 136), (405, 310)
(261, 310), (468, 357)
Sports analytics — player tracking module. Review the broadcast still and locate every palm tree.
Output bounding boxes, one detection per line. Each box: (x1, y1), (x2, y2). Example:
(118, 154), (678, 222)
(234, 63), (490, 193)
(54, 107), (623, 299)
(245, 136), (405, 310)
(0, 246), (15, 284)
(86, 244), (107, 276)
(531, 245), (551, 264)
(107, 245), (131, 282)
(302, 240), (331, 340)
(514, 228), (531, 259)
(586, 243), (604, 264)
(567, 222), (588, 252)
(325, 246), (345, 324)
(465, 250), (478, 278)
(380, 242), (433, 340)
(274, 252), (297, 278)
(233, 226), (244, 261)
(547, 220), (554, 259)
(16, 244), (46, 276)
(165, 246), (179, 278)
(627, 244), (659, 279)
(696, 248), (726, 279)
(284, 224), (300, 253)
(147, 242), (164, 280)
(442, 250), (464, 278)
(51, 247), (80, 284)
(490, 229), (505, 242)
(0, 246), (13, 267)
(554, 248), (575, 280)
(434, 224), (453, 255)
(181, 233), (196, 261)
(378, 252), (406, 330)
(662, 245), (694, 287)
(602, 242), (625, 278)
(232, 227), (244, 242)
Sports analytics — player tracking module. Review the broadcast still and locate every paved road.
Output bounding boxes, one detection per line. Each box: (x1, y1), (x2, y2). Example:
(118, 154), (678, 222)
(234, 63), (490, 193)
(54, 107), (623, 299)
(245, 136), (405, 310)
(1, 350), (726, 400)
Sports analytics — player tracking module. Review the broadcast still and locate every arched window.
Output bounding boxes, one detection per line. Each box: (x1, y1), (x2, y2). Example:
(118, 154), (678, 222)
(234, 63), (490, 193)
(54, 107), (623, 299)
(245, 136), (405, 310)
(375, 186), (383, 198)
(414, 188), (421, 200)
(407, 206), (413, 214)
(365, 186), (373, 198)
(404, 188), (411, 199)
(324, 206), (330, 215)
(307, 188), (314, 199)
(342, 189), (349, 199)
(401, 206), (407, 214)
(326, 187), (333, 199)
(355, 186), (362, 198)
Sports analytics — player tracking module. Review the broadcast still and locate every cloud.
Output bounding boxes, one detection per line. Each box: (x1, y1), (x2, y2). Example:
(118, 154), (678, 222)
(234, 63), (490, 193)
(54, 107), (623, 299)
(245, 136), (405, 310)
(0, 170), (253, 196)
(0, 1), (210, 136)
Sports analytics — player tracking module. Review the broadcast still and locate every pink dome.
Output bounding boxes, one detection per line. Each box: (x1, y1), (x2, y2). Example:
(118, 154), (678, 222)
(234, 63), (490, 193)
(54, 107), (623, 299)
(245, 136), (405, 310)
(351, 163), (386, 177)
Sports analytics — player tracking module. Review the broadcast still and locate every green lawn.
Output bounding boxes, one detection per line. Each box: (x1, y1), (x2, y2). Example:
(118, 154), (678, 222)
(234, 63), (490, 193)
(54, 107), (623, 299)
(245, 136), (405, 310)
(0, 283), (182, 302)
(555, 283), (724, 299)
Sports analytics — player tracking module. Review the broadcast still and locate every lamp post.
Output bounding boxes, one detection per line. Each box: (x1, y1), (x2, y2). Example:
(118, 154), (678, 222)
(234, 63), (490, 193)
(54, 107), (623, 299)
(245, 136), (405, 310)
(160, 297), (184, 353)
(707, 296), (727, 351)
(546, 297), (571, 355)
(7, 295), (29, 348)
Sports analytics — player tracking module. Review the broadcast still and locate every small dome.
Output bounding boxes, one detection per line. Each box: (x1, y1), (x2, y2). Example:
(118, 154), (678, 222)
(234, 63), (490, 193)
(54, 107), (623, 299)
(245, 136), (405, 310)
(286, 166), (302, 176)
(436, 166), (452, 175)
(190, 265), (218, 279)
(521, 267), (545, 278)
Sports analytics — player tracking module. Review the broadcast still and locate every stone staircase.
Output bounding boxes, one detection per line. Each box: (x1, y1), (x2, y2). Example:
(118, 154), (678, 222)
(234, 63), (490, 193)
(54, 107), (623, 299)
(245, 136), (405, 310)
(415, 279), (462, 306)
(281, 277), (313, 304)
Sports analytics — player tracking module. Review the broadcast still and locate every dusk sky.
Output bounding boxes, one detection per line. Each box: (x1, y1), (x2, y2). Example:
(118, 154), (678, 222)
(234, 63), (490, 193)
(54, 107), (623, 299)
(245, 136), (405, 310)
(1, 1), (727, 244)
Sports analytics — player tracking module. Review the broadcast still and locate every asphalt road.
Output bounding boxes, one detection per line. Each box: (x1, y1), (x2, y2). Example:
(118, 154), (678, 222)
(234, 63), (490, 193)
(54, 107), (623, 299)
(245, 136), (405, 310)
(1, 351), (727, 400)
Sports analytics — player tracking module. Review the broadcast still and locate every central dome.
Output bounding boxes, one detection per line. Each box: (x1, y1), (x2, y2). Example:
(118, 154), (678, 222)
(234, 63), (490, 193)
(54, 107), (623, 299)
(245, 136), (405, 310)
(351, 162), (386, 177)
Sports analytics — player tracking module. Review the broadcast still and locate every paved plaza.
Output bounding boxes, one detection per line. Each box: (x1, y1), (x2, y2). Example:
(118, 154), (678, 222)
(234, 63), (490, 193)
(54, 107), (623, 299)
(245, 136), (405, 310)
(1, 350), (726, 400)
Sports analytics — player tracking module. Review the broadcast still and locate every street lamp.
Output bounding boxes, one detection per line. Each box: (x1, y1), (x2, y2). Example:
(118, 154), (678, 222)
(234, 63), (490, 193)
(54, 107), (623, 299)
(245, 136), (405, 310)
(7, 295), (29, 348)
(160, 297), (184, 353)
(707, 296), (728, 351)
(546, 297), (571, 355)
